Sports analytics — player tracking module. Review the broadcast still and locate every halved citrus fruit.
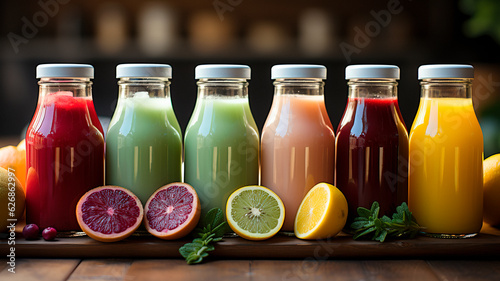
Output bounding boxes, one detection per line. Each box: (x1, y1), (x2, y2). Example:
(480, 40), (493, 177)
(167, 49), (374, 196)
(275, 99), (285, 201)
(76, 186), (143, 242)
(144, 182), (201, 240)
(294, 182), (348, 240)
(226, 185), (285, 241)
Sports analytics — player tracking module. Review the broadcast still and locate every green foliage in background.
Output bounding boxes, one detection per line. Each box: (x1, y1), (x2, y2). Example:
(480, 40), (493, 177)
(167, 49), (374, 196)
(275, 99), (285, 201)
(460, 0), (500, 43)
(479, 103), (500, 158)
(461, 0), (500, 158)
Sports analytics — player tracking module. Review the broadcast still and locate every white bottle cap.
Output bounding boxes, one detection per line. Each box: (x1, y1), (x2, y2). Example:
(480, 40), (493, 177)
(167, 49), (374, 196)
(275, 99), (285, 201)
(36, 64), (94, 78)
(195, 64), (251, 79)
(418, 64), (474, 79)
(116, 63), (172, 78)
(271, 64), (326, 79)
(345, 65), (399, 79)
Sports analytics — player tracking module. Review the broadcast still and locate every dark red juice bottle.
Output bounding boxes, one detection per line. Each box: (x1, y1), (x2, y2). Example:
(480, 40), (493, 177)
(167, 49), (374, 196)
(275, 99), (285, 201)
(335, 65), (409, 228)
(25, 64), (105, 234)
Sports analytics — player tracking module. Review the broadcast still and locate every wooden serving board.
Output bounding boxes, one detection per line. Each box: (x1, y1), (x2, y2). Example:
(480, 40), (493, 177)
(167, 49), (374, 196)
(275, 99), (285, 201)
(8, 225), (500, 259)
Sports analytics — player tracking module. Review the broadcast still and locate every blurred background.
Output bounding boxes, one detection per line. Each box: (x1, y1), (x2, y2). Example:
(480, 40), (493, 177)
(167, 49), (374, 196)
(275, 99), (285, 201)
(1, 0), (500, 156)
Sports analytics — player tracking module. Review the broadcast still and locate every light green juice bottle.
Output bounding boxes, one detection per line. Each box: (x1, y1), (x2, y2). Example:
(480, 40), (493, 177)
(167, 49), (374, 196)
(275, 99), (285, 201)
(106, 64), (182, 204)
(184, 65), (259, 214)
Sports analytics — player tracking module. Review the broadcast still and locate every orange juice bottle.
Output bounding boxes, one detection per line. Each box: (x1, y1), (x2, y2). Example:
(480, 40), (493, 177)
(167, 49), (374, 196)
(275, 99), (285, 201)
(261, 65), (335, 231)
(409, 64), (483, 238)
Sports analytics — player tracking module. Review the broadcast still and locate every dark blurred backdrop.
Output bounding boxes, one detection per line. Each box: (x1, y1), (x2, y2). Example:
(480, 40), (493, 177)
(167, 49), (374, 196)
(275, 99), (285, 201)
(1, 0), (500, 155)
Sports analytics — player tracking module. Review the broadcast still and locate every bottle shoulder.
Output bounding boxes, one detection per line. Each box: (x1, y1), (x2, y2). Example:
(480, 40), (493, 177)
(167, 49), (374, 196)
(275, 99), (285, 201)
(185, 98), (258, 134)
(337, 99), (405, 139)
(409, 98), (483, 144)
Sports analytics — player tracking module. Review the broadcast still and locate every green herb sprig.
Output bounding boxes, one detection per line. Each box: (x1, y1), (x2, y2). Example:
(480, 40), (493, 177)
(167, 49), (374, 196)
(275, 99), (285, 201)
(351, 202), (421, 242)
(179, 208), (229, 264)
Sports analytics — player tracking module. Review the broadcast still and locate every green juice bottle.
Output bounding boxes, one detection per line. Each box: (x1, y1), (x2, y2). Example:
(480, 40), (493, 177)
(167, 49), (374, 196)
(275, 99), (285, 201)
(106, 64), (182, 204)
(184, 65), (259, 215)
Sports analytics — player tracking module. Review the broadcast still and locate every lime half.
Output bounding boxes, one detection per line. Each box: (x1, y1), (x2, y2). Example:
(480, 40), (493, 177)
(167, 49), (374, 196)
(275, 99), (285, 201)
(226, 185), (285, 240)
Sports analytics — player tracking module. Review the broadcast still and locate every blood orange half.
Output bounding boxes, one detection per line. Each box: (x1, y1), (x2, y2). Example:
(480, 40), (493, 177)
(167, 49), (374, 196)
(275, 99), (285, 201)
(144, 182), (201, 240)
(76, 186), (143, 242)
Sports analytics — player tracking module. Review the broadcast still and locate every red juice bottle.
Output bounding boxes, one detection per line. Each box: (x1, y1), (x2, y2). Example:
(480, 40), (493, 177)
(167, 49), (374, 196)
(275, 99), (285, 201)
(86, 98), (104, 136)
(25, 64), (105, 235)
(335, 65), (408, 228)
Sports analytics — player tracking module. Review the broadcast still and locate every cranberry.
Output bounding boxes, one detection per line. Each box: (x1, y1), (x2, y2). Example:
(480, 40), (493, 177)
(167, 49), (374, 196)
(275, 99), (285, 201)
(22, 224), (40, 240)
(42, 227), (57, 241)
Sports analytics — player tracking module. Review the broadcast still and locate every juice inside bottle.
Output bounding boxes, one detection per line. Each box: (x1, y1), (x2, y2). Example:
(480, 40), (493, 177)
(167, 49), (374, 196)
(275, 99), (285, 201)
(26, 89), (104, 232)
(185, 97), (259, 213)
(184, 65), (259, 215)
(409, 98), (483, 235)
(87, 99), (104, 136)
(337, 97), (408, 224)
(409, 64), (483, 238)
(106, 93), (182, 204)
(261, 65), (335, 231)
(106, 65), (182, 205)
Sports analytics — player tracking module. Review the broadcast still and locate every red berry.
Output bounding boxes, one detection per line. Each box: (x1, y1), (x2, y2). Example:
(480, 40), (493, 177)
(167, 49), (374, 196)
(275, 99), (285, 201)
(42, 227), (57, 241)
(22, 224), (39, 240)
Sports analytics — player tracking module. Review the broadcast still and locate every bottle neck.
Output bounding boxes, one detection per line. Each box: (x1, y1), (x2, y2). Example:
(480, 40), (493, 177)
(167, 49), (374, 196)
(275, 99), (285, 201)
(38, 78), (93, 98)
(420, 79), (472, 99)
(348, 79), (397, 99)
(273, 79), (324, 96)
(197, 79), (248, 98)
(118, 77), (171, 98)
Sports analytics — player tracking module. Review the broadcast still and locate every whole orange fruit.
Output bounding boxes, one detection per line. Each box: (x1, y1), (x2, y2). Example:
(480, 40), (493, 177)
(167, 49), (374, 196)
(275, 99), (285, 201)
(483, 154), (500, 226)
(0, 140), (26, 191)
(0, 167), (25, 232)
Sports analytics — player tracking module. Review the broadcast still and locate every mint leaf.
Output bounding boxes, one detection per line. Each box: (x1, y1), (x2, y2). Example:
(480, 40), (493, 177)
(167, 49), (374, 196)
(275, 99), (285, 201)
(179, 208), (229, 264)
(381, 216), (392, 223)
(212, 221), (229, 238)
(357, 206), (372, 218)
(202, 208), (225, 230)
(374, 229), (388, 242)
(351, 201), (422, 242)
(179, 242), (201, 258)
(350, 220), (368, 229)
(371, 202), (380, 218)
(353, 226), (376, 239)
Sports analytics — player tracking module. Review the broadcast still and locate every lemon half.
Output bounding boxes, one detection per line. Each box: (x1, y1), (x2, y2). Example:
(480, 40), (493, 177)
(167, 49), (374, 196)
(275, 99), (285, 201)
(294, 182), (348, 240)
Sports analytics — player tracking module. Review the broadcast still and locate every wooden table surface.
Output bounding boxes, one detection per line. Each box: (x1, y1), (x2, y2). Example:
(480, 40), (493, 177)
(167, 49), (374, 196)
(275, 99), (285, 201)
(2, 258), (500, 281)
(2, 225), (500, 280)
(2, 137), (500, 280)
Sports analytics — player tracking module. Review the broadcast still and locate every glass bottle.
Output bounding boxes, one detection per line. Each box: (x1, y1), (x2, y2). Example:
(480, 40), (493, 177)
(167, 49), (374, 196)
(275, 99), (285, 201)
(261, 64), (335, 231)
(184, 64), (259, 215)
(25, 64), (105, 234)
(336, 65), (409, 228)
(106, 64), (182, 204)
(409, 64), (483, 238)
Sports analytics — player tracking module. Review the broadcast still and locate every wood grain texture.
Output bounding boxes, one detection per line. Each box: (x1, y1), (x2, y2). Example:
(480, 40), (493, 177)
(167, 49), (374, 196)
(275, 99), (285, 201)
(125, 260), (250, 281)
(251, 260), (367, 281)
(11, 231), (500, 259)
(67, 259), (133, 281)
(0, 259), (80, 281)
(427, 260), (500, 281)
(4, 258), (500, 281)
(0, 259), (8, 272)
(251, 260), (440, 281)
(361, 260), (440, 281)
